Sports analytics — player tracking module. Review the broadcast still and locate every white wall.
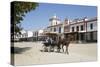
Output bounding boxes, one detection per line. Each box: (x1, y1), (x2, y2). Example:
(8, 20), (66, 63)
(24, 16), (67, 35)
(70, 23), (85, 32)
(69, 20), (97, 33)
(38, 30), (44, 36)
(27, 31), (33, 37)
(87, 21), (97, 32)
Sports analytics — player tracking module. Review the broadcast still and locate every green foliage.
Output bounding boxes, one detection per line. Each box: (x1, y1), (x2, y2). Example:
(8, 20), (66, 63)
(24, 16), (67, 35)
(11, 1), (38, 34)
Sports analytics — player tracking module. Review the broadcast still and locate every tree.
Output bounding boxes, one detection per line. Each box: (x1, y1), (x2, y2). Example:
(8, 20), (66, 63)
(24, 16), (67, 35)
(11, 1), (38, 40)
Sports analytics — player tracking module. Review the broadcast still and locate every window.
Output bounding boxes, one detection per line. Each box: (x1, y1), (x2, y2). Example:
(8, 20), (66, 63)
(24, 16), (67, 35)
(50, 28), (52, 31)
(80, 25), (84, 31)
(72, 27), (74, 32)
(56, 22), (57, 25)
(90, 23), (93, 29)
(76, 26), (79, 31)
(59, 27), (61, 33)
(54, 28), (56, 32)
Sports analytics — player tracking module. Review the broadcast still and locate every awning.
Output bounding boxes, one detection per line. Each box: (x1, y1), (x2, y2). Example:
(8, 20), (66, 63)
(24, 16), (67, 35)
(44, 32), (58, 35)
(64, 32), (78, 34)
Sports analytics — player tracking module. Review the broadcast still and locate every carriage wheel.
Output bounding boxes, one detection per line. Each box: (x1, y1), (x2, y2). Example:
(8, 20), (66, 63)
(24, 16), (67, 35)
(48, 46), (51, 52)
(42, 45), (48, 52)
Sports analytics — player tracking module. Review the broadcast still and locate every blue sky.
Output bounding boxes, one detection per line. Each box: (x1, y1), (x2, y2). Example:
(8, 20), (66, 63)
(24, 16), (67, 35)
(21, 3), (97, 31)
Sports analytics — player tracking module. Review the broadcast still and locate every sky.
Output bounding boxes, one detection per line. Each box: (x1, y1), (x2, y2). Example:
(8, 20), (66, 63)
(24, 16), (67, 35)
(21, 3), (97, 31)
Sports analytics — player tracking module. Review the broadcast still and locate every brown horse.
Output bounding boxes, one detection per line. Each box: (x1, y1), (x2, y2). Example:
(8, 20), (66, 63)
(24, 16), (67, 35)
(57, 35), (72, 54)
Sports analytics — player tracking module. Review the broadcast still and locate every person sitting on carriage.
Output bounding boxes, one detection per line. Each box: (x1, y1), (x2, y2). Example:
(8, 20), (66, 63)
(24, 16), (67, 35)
(45, 37), (54, 44)
(45, 37), (50, 43)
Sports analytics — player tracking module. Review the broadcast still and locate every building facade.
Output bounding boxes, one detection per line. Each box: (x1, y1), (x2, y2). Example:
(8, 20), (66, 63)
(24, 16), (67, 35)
(14, 30), (33, 41)
(67, 17), (97, 43)
(14, 15), (97, 43)
(45, 15), (97, 43)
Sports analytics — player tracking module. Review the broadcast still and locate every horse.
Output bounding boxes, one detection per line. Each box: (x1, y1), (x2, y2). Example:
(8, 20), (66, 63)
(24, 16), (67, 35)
(42, 35), (72, 54)
(57, 35), (72, 54)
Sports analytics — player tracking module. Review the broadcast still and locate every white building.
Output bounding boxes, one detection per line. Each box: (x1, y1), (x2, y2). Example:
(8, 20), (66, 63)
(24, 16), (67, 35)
(14, 30), (33, 41)
(49, 14), (61, 26)
(46, 15), (97, 43)
(67, 17), (97, 42)
(14, 15), (97, 43)
(47, 15), (63, 34)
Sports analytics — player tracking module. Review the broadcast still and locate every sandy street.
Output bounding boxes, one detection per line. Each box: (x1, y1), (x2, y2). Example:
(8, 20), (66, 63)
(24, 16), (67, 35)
(11, 42), (97, 66)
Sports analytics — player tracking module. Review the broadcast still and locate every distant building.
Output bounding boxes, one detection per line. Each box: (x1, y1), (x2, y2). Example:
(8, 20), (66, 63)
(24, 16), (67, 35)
(33, 29), (45, 41)
(14, 15), (97, 43)
(49, 14), (61, 26)
(38, 30), (46, 41)
(45, 15), (97, 43)
(65, 17), (97, 43)
(33, 30), (38, 41)
(14, 30), (33, 41)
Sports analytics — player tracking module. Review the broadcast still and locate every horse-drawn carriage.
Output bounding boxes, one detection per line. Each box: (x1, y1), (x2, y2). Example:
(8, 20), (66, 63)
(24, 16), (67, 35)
(42, 32), (60, 52)
(42, 32), (72, 54)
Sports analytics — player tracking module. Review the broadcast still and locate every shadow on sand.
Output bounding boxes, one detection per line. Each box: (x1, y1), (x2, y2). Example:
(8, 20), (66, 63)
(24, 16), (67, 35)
(11, 47), (31, 54)
(40, 49), (62, 53)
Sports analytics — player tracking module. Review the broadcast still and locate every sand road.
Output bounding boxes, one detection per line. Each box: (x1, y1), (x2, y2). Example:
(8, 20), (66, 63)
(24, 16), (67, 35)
(11, 42), (97, 66)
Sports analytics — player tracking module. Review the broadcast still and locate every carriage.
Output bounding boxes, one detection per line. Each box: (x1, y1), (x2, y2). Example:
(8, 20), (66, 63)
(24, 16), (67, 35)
(42, 32), (60, 52)
(42, 32), (73, 54)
